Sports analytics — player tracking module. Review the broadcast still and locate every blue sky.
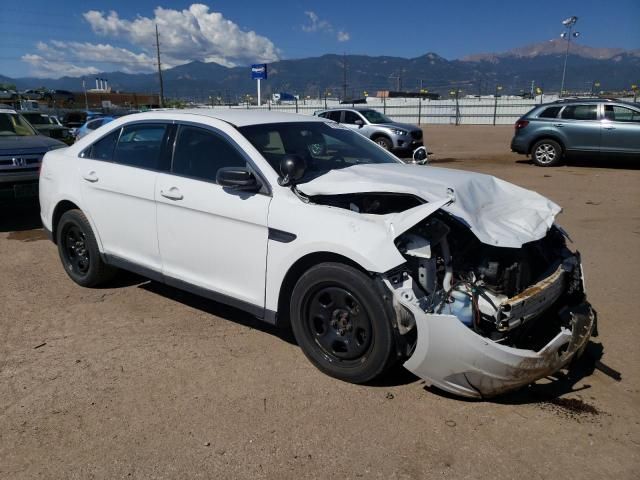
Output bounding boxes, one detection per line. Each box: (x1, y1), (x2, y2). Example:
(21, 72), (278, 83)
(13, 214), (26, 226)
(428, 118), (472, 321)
(1, 0), (639, 78)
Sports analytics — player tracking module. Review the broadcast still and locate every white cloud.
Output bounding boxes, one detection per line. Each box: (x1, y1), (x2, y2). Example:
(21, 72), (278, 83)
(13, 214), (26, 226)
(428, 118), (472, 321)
(21, 40), (155, 78)
(22, 3), (281, 77)
(21, 54), (100, 78)
(302, 11), (331, 33)
(337, 31), (351, 42)
(83, 4), (280, 66)
(302, 11), (350, 42)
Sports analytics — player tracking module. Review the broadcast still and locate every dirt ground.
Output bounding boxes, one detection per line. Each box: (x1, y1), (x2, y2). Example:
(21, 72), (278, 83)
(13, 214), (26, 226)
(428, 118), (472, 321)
(1, 125), (639, 479)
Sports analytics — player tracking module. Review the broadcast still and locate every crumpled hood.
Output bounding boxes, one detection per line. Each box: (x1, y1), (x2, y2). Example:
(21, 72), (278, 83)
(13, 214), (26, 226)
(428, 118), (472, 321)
(298, 163), (561, 248)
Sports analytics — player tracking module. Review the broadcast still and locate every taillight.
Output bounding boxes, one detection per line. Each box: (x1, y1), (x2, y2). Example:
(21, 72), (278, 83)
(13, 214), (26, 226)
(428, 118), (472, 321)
(515, 120), (529, 130)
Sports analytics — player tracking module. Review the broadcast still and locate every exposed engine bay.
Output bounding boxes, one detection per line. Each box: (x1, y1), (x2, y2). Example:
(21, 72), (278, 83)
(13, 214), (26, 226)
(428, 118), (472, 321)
(392, 213), (587, 347)
(309, 191), (591, 356)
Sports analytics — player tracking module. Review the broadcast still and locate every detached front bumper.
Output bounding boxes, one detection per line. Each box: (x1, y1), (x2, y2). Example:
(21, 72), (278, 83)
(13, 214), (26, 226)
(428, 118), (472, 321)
(389, 259), (595, 398)
(403, 302), (594, 398)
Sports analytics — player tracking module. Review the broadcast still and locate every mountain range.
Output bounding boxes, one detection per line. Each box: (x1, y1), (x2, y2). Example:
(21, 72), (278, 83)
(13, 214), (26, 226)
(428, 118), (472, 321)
(2, 40), (639, 100)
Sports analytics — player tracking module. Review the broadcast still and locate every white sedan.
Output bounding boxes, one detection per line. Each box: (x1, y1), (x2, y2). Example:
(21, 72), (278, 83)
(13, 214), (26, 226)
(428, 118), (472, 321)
(39, 110), (595, 398)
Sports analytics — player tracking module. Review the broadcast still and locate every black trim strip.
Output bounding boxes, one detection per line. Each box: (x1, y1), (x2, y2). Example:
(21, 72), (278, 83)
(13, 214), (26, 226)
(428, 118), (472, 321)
(103, 254), (268, 320)
(268, 228), (297, 243)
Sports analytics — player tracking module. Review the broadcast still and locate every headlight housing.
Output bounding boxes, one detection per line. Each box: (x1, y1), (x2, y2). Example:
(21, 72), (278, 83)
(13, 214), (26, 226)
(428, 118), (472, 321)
(391, 128), (408, 136)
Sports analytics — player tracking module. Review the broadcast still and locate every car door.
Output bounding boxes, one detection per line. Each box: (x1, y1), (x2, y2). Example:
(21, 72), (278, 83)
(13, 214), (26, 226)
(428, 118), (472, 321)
(601, 104), (640, 155)
(79, 122), (171, 272)
(556, 104), (601, 153)
(155, 122), (271, 312)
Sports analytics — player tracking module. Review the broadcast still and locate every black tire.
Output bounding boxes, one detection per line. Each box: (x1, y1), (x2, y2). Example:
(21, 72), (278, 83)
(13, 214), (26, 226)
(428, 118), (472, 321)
(290, 262), (396, 384)
(373, 136), (393, 151)
(531, 139), (563, 167)
(56, 209), (116, 287)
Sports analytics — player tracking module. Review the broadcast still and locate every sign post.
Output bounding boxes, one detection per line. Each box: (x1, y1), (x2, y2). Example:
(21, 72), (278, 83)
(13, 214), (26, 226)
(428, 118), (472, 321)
(251, 64), (267, 106)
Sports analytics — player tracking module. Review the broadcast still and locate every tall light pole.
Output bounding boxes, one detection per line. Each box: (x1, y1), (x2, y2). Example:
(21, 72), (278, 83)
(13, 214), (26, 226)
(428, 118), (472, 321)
(559, 16), (580, 97)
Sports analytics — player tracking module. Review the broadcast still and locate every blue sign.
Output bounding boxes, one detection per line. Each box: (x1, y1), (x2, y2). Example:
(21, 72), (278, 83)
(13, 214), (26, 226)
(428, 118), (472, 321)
(251, 64), (267, 80)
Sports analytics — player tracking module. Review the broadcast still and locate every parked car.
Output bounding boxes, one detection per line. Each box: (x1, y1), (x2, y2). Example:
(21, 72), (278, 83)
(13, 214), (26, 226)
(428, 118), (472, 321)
(21, 112), (74, 145)
(511, 98), (640, 166)
(74, 116), (116, 140)
(0, 108), (66, 200)
(39, 110), (595, 398)
(21, 89), (46, 100)
(315, 108), (424, 152)
(0, 89), (19, 100)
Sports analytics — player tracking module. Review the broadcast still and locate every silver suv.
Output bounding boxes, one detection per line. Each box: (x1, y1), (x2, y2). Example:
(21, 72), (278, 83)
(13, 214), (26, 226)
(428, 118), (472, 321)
(511, 98), (640, 166)
(315, 108), (423, 153)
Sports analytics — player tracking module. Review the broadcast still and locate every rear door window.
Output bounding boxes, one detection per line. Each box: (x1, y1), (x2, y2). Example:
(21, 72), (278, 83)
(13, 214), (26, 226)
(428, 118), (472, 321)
(113, 123), (169, 170)
(325, 110), (342, 122)
(82, 129), (120, 161)
(560, 105), (598, 120)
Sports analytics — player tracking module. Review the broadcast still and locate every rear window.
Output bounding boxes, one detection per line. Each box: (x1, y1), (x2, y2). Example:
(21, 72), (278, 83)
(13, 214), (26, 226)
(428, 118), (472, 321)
(538, 106), (562, 119)
(561, 105), (598, 120)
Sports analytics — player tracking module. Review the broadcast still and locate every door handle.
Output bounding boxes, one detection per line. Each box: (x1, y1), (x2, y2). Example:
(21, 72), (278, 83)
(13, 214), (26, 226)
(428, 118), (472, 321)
(160, 187), (183, 201)
(553, 123), (564, 127)
(82, 171), (99, 183)
(603, 126), (616, 130)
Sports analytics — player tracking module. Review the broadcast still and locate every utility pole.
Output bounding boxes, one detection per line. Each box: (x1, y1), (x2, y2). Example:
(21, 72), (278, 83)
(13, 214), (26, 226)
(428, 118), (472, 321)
(342, 53), (348, 101)
(559, 16), (580, 97)
(155, 24), (165, 108)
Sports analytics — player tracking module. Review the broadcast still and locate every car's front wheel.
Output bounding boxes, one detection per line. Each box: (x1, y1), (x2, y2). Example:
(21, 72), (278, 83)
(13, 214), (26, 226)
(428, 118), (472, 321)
(290, 262), (397, 384)
(373, 136), (393, 151)
(531, 139), (563, 167)
(56, 209), (116, 287)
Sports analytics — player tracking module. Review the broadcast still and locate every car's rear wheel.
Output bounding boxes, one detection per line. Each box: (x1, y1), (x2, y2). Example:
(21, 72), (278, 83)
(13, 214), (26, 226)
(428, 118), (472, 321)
(373, 136), (393, 151)
(56, 209), (116, 287)
(290, 262), (396, 384)
(531, 139), (563, 167)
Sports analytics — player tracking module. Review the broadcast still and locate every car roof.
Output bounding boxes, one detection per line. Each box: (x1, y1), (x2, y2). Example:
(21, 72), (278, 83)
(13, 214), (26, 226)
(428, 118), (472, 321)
(549, 98), (638, 107)
(121, 109), (328, 127)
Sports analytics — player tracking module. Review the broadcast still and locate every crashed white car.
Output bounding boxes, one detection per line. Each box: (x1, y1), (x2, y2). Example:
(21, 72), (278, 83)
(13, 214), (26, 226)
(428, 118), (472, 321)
(39, 110), (595, 398)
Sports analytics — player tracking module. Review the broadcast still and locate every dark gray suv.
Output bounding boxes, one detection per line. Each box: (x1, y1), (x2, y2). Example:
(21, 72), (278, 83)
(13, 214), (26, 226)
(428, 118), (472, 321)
(511, 99), (640, 166)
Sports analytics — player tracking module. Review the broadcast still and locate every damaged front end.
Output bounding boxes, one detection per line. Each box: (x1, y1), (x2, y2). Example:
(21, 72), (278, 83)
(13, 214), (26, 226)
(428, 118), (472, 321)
(299, 165), (596, 399)
(384, 214), (595, 398)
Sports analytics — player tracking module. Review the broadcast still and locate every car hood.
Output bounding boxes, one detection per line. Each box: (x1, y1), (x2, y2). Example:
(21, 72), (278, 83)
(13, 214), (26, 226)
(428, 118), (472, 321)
(374, 122), (420, 131)
(0, 134), (66, 154)
(297, 163), (561, 248)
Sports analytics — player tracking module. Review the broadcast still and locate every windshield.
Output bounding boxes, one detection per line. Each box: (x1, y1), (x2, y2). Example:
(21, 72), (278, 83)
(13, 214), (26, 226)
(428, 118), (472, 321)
(239, 121), (399, 180)
(0, 113), (38, 136)
(359, 110), (393, 124)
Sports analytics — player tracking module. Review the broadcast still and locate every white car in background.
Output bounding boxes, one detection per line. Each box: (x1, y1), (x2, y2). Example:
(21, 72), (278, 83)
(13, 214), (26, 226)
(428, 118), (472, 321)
(39, 110), (595, 398)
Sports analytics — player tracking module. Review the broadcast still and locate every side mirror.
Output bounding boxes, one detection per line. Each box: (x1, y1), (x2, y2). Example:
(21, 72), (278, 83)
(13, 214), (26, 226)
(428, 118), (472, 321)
(278, 154), (307, 186)
(411, 146), (429, 165)
(216, 167), (261, 191)
(355, 119), (364, 128)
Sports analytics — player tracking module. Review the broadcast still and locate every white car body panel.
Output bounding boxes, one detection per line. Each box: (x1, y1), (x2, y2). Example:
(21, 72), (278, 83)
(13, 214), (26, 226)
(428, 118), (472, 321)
(39, 109), (593, 399)
(79, 160), (160, 271)
(156, 170), (271, 308)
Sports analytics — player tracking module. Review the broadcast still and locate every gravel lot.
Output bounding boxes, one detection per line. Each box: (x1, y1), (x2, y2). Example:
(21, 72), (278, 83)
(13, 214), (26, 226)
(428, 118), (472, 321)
(1, 125), (639, 479)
